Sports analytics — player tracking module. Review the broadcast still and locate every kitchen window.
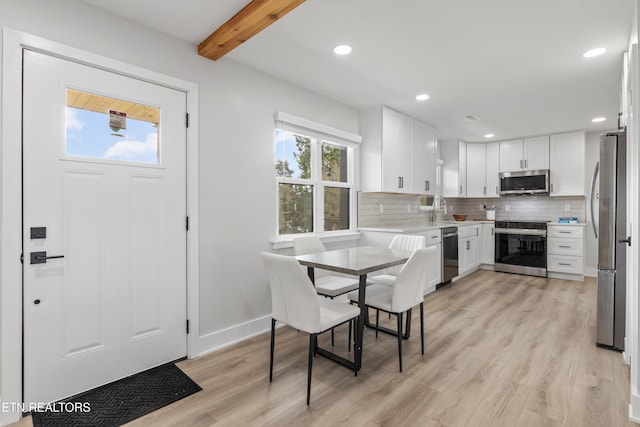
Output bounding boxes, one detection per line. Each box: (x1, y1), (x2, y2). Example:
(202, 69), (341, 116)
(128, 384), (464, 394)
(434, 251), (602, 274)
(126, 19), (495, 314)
(274, 113), (360, 237)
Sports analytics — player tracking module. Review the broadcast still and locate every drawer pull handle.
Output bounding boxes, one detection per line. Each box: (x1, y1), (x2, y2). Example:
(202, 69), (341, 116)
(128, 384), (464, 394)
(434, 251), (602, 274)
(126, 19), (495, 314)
(558, 262), (571, 266)
(559, 231), (571, 234)
(558, 245), (571, 248)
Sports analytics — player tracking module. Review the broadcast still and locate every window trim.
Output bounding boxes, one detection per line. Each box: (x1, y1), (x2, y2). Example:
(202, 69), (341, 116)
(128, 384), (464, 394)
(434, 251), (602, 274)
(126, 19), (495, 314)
(273, 112), (360, 240)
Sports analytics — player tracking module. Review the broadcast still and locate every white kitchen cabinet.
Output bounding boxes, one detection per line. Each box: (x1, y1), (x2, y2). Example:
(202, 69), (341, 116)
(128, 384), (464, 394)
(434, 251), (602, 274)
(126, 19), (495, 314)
(425, 229), (442, 293)
(466, 142), (500, 198)
(413, 120), (437, 195)
(485, 142), (500, 197)
(381, 107), (414, 192)
(441, 140), (467, 197)
(499, 136), (549, 172)
(466, 143), (487, 197)
(481, 223), (495, 266)
(458, 225), (479, 276)
(547, 224), (585, 281)
(549, 131), (585, 196)
(361, 106), (436, 194)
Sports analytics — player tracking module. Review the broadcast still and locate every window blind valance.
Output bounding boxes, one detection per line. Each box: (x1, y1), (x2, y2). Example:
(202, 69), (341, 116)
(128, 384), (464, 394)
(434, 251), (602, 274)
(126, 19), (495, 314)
(274, 111), (362, 148)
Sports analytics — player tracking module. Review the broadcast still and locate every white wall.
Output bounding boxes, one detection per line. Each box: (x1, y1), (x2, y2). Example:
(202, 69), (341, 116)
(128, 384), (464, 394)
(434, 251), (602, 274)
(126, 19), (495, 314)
(0, 0), (360, 416)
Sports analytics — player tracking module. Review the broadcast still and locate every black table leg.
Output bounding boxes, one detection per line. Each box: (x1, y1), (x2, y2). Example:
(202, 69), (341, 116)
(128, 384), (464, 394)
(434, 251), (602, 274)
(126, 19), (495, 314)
(355, 274), (367, 371)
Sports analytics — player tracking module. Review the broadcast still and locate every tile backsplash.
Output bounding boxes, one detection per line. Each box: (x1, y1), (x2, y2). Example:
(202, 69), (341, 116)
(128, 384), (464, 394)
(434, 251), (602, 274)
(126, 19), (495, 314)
(358, 192), (586, 228)
(441, 195), (586, 222)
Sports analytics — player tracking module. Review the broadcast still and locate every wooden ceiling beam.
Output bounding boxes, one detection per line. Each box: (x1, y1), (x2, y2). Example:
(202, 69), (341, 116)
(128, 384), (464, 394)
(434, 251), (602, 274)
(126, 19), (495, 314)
(198, 0), (306, 61)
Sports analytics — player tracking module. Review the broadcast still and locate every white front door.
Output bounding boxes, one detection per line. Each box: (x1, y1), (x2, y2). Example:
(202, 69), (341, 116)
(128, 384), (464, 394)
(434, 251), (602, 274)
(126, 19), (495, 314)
(23, 50), (188, 405)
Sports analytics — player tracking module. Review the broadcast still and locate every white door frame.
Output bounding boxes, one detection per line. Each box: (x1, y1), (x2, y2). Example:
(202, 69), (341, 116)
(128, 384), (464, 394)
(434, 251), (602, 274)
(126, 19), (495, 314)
(1, 28), (200, 425)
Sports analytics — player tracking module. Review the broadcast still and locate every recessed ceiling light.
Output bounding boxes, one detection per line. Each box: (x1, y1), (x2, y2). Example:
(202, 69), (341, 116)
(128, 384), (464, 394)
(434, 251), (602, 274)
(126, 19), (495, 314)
(416, 93), (430, 101)
(592, 117), (606, 123)
(583, 47), (606, 58)
(484, 134), (494, 138)
(333, 44), (352, 55)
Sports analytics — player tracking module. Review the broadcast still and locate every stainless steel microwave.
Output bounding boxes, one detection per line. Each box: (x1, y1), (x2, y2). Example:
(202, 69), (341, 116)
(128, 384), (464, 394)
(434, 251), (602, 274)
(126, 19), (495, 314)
(499, 169), (550, 196)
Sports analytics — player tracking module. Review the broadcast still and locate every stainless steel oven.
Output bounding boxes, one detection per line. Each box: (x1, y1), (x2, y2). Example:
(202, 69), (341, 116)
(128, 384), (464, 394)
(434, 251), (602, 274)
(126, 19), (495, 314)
(494, 220), (547, 277)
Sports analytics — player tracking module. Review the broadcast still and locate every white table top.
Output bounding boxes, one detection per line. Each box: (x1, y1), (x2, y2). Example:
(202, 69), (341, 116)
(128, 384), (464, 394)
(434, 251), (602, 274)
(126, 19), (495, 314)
(295, 245), (413, 276)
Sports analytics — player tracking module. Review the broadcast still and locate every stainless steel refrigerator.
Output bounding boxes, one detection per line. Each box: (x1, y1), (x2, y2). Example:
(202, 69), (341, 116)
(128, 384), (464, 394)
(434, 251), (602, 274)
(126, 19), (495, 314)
(593, 130), (628, 350)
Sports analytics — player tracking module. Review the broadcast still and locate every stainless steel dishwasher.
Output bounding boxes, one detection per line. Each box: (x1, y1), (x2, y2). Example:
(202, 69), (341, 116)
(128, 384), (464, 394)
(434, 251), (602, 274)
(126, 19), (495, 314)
(439, 226), (459, 286)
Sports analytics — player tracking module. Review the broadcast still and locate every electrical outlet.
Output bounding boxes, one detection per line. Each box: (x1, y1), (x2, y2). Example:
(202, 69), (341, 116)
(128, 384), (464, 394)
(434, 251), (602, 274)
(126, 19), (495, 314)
(479, 204), (484, 211)
(379, 204), (384, 214)
(407, 204), (411, 213)
(564, 203), (571, 212)
(505, 205), (511, 211)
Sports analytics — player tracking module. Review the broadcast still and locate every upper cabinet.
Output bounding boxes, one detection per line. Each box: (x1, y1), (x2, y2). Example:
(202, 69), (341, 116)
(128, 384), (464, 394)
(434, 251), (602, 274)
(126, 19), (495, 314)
(466, 142), (500, 198)
(441, 140), (467, 197)
(549, 131), (585, 196)
(413, 120), (438, 195)
(485, 142), (500, 197)
(361, 106), (437, 194)
(499, 136), (549, 172)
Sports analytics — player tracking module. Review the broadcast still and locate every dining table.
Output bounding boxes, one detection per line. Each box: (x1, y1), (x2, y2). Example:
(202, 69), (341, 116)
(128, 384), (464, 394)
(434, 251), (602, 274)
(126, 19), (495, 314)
(295, 245), (413, 372)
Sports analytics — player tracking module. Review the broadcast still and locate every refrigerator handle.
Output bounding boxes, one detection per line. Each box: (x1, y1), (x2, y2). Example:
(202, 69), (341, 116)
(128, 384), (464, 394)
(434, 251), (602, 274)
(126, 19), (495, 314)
(590, 161), (599, 239)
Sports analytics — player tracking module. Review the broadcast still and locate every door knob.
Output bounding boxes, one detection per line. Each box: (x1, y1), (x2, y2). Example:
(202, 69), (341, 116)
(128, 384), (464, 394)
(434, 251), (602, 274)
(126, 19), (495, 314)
(30, 251), (65, 264)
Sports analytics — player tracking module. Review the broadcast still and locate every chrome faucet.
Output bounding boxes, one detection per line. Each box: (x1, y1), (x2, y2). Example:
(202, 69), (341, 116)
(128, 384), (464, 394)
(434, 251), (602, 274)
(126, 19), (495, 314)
(431, 195), (447, 223)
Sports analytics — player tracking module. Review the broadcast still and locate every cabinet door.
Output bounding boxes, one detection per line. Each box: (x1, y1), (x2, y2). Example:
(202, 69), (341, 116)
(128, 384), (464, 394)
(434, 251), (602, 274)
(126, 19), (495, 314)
(413, 121), (437, 195)
(458, 141), (467, 196)
(442, 140), (466, 197)
(458, 237), (468, 271)
(523, 136), (549, 170)
(459, 237), (474, 272)
(382, 107), (414, 192)
(426, 242), (442, 290)
(466, 143), (487, 197)
(499, 139), (524, 172)
(549, 132), (585, 196)
(485, 142), (500, 197)
(482, 224), (495, 265)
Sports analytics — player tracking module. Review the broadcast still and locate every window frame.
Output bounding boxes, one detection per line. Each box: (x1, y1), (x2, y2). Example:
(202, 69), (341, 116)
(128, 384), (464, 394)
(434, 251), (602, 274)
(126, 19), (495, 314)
(274, 129), (358, 238)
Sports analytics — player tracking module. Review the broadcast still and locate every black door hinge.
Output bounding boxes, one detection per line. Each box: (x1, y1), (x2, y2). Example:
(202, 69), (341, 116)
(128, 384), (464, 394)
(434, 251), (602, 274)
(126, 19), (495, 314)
(185, 216), (189, 231)
(186, 319), (190, 334)
(185, 113), (189, 128)
(20, 253), (24, 264)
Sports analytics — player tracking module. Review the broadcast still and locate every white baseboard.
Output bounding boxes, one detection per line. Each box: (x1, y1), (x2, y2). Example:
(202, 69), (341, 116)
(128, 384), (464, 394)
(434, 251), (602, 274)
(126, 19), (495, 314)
(629, 392), (640, 423)
(196, 315), (272, 358)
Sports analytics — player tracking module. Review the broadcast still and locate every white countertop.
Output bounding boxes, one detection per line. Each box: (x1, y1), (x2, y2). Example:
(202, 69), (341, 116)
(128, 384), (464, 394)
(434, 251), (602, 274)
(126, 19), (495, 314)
(547, 222), (587, 226)
(358, 220), (493, 233)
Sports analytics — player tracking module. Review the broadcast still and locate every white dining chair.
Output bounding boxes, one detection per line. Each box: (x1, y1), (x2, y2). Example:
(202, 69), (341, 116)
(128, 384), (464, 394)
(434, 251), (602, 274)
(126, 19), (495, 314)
(262, 252), (361, 404)
(293, 235), (360, 297)
(348, 246), (435, 372)
(368, 234), (426, 287)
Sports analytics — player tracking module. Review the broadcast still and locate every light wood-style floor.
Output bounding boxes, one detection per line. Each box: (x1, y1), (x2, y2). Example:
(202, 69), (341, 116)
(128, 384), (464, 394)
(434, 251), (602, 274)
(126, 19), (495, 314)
(15, 270), (637, 426)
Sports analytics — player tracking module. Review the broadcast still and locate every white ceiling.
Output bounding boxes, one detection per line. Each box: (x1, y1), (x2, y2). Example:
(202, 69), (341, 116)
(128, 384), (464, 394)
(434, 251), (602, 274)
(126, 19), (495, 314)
(82, 0), (634, 142)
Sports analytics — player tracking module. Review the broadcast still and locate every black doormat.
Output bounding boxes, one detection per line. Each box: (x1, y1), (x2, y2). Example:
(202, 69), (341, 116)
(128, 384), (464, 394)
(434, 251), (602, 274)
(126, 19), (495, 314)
(31, 362), (202, 427)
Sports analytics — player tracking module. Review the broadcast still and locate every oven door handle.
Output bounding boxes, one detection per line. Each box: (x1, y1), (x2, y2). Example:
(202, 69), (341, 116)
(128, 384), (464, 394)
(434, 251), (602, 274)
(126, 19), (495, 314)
(494, 228), (547, 236)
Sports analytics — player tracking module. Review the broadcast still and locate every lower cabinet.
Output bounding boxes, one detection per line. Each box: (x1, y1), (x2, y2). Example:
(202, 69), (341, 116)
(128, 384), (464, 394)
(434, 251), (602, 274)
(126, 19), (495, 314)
(458, 225), (480, 276)
(425, 229), (442, 293)
(481, 223), (495, 268)
(547, 224), (585, 281)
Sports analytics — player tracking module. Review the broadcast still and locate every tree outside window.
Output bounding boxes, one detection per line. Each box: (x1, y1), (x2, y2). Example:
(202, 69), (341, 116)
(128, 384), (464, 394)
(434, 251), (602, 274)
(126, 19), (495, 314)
(275, 130), (353, 235)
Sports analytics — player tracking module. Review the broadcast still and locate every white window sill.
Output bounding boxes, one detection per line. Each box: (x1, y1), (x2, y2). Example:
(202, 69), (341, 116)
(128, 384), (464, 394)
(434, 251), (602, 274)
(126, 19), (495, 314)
(271, 231), (361, 250)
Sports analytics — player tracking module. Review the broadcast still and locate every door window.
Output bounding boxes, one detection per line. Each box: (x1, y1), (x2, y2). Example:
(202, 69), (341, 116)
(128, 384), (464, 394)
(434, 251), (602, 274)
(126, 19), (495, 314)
(66, 88), (160, 164)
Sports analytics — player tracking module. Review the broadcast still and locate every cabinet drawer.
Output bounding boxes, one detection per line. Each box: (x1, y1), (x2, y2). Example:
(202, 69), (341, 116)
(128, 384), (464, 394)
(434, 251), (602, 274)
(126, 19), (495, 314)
(548, 238), (583, 256)
(426, 229), (441, 245)
(547, 226), (584, 239)
(548, 255), (583, 275)
(458, 225), (479, 239)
